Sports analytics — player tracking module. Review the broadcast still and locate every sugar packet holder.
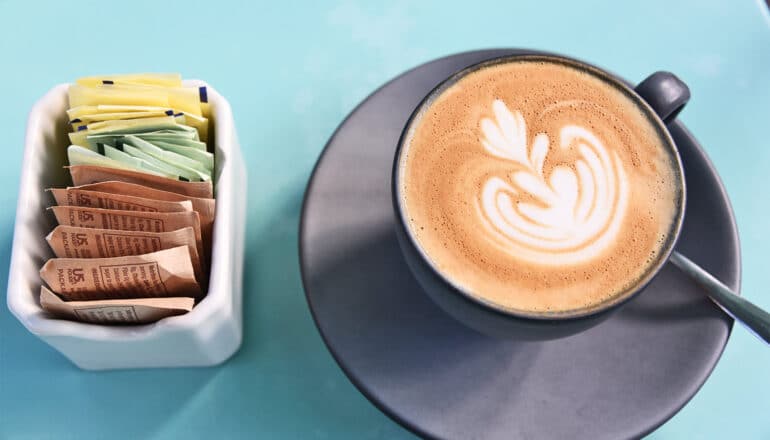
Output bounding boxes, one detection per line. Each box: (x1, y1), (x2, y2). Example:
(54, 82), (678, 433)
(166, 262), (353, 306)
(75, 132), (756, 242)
(7, 80), (246, 370)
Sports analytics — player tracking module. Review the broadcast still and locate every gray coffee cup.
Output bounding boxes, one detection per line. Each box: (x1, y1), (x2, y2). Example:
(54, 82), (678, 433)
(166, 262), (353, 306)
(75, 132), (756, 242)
(392, 53), (690, 340)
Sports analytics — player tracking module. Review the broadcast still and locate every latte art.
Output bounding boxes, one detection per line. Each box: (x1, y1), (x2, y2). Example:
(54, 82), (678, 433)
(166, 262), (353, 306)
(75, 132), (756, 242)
(400, 59), (682, 313)
(478, 100), (630, 265)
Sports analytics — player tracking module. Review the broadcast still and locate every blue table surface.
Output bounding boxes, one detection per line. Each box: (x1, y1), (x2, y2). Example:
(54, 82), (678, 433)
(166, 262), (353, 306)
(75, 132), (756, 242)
(1, 1), (769, 438)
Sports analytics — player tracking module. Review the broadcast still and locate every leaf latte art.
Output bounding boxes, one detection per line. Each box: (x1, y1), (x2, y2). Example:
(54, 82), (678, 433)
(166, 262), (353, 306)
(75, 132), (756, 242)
(478, 100), (629, 265)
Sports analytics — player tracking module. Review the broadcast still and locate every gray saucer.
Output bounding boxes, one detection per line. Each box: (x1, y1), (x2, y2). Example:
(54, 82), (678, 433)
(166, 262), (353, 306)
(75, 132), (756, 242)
(299, 49), (740, 440)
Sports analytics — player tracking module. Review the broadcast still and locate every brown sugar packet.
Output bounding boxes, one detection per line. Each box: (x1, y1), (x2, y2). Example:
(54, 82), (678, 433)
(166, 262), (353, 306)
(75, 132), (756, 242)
(40, 245), (202, 300)
(46, 225), (204, 283)
(49, 206), (204, 264)
(40, 286), (194, 325)
(68, 165), (213, 198)
(48, 188), (193, 213)
(72, 181), (215, 257)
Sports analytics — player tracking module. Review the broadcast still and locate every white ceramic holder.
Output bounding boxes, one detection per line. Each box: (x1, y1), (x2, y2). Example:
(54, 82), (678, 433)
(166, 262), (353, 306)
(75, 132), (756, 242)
(6, 80), (246, 370)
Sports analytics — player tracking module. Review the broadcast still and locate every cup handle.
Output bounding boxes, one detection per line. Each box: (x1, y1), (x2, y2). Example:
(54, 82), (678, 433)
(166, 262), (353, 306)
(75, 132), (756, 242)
(635, 73), (770, 344)
(634, 72), (691, 123)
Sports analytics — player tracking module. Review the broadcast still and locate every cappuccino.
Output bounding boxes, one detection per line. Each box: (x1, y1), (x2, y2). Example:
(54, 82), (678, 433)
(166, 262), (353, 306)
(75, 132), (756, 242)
(399, 58), (682, 314)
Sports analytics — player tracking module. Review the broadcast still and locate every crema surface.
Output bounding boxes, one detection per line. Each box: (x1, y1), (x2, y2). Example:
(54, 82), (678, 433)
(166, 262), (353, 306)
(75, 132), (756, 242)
(399, 59), (682, 313)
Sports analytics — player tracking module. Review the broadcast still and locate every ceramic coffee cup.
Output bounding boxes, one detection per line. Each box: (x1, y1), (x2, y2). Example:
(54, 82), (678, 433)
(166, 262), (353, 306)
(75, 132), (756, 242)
(392, 52), (690, 339)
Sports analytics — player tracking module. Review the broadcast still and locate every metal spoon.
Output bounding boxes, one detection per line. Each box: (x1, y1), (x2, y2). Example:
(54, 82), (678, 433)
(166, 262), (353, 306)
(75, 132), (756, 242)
(670, 251), (770, 344)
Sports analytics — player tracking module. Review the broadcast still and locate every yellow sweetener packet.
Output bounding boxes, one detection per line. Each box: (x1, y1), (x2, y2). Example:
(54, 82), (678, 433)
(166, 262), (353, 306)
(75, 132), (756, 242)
(177, 111), (208, 143)
(69, 84), (202, 116)
(68, 105), (208, 142)
(69, 110), (174, 127)
(68, 104), (165, 119)
(100, 90), (210, 120)
(85, 114), (186, 133)
(69, 84), (170, 111)
(76, 73), (182, 87)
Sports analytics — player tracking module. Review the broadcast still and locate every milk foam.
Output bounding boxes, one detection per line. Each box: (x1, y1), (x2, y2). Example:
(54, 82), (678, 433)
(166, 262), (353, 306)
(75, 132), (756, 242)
(400, 59), (682, 313)
(478, 100), (630, 265)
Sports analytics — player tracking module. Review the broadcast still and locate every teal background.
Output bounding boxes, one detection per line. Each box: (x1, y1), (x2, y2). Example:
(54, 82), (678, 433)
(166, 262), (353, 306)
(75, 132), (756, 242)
(1, 0), (768, 438)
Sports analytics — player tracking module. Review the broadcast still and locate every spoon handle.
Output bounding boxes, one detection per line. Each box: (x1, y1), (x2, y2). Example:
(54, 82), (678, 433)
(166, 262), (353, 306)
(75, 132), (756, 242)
(670, 251), (770, 344)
